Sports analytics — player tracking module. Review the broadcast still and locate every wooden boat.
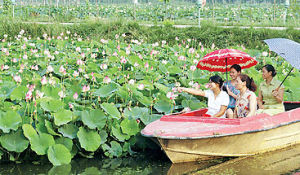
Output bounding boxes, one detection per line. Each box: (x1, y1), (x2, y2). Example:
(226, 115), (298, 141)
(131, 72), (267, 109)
(196, 143), (300, 175)
(141, 102), (300, 163)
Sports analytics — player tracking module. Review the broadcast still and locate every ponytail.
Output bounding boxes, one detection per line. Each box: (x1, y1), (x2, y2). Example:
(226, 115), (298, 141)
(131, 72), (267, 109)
(239, 74), (257, 92)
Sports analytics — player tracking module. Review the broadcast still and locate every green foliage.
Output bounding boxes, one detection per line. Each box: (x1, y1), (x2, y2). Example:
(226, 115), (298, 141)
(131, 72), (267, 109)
(77, 127), (101, 152)
(0, 110), (22, 133)
(47, 144), (71, 166)
(81, 109), (107, 130)
(101, 103), (121, 119)
(54, 110), (73, 126)
(0, 129), (29, 153)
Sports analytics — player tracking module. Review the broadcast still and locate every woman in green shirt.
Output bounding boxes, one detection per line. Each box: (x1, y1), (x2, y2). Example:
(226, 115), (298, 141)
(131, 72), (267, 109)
(258, 64), (285, 115)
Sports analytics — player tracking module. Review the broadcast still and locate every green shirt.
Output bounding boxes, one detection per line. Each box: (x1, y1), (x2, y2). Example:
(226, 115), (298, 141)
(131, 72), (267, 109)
(259, 78), (285, 111)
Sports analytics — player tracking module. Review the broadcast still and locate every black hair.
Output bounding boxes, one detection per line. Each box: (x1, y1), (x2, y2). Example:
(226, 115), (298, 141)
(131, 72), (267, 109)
(239, 74), (257, 92)
(230, 64), (241, 73)
(209, 75), (224, 89)
(263, 64), (277, 77)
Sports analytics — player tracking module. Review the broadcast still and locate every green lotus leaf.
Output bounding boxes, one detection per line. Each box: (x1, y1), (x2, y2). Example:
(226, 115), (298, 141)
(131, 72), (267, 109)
(167, 66), (182, 75)
(120, 118), (140, 136)
(102, 141), (122, 158)
(31, 133), (55, 155)
(154, 99), (173, 113)
(128, 55), (143, 66)
(54, 110), (73, 126)
(41, 86), (61, 99)
(48, 164), (72, 175)
(136, 95), (152, 107)
(93, 83), (119, 98)
(55, 137), (73, 151)
(182, 99), (206, 111)
(81, 109), (107, 130)
(22, 124), (38, 141)
(0, 110), (22, 133)
(36, 121), (48, 134)
(124, 107), (149, 120)
(47, 144), (71, 166)
(45, 120), (60, 136)
(154, 83), (169, 93)
(100, 103), (121, 119)
(0, 129), (29, 152)
(117, 87), (130, 102)
(0, 81), (15, 100)
(111, 125), (130, 142)
(58, 124), (79, 139)
(40, 98), (65, 112)
(10, 86), (27, 101)
(77, 127), (101, 152)
(81, 167), (101, 175)
(99, 130), (108, 144)
(140, 114), (162, 125)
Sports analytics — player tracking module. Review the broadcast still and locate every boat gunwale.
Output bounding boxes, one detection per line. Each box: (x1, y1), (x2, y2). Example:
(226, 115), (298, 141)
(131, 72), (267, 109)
(141, 119), (300, 140)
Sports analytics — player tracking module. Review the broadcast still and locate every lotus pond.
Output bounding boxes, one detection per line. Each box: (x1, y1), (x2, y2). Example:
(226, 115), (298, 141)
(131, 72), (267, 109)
(0, 30), (300, 166)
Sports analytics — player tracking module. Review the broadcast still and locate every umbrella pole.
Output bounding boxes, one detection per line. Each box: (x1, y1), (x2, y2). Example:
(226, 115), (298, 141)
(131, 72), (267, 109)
(277, 67), (294, 90)
(226, 58), (228, 82)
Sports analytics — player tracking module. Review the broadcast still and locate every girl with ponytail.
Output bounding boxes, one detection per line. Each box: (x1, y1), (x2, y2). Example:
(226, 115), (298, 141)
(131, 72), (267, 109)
(233, 74), (257, 118)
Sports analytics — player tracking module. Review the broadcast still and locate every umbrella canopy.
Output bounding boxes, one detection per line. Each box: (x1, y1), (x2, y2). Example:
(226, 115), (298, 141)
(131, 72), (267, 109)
(196, 49), (258, 72)
(264, 38), (300, 89)
(264, 38), (300, 70)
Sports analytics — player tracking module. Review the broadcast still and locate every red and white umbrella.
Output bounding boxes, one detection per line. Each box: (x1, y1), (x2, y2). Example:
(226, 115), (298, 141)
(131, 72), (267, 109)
(197, 49), (258, 73)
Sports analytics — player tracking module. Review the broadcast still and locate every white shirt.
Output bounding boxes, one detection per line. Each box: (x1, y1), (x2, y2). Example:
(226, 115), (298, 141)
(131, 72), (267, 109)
(204, 90), (230, 118)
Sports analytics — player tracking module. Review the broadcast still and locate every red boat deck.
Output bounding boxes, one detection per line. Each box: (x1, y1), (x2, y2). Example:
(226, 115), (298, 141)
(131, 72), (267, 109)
(141, 107), (300, 139)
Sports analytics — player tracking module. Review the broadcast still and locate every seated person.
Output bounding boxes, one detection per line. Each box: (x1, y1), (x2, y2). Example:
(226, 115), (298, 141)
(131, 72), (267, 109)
(233, 74), (257, 118)
(178, 75), (229, 118)
(223, 64), (241, 118)
(258, 64), (285, 115)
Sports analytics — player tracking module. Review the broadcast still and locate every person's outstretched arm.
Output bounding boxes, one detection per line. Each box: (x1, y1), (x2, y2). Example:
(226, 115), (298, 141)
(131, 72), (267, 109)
(177, 87), (205, 97)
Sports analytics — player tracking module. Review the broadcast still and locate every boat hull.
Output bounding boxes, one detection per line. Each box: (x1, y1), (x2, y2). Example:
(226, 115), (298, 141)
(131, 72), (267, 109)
(157, 120), (300, 163)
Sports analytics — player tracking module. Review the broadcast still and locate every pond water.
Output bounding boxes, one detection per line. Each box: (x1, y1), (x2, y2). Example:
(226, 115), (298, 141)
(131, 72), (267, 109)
(1, 144), (300, 175)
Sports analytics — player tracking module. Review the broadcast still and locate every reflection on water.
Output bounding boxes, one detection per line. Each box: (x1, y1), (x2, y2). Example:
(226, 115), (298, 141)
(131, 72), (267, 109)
(1, 145), (300, 175)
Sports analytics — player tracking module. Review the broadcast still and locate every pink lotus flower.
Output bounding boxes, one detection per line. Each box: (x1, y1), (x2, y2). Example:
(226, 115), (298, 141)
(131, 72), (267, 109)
(189, 48), (195, 54)
(13, 75), (22, 83)
(211, 43), (215, 50)
(144, 62), (149, 68)
(103, 76), (111, 84)
(91, 53), (97, 59)
(47, 65), (54, 73)
(100, 64), (107, 70)
(77, 59), (84, 65)
(190, 65), (196, 71)
(100, 39), (108, 44)
(36, 90), (44, 99)
(48, 78), (56, 86)
(201, 45), (205, 52)
(76, 47), (81, 52)
(120, 56), (127, 64)
(23, 54), (28, 60)
(73, 71), (79, 77)
(69, 103), (74, 109)
(81, 53), (85, 58)
(12, 58), (17, 63)
(82, 85), (90, 92)
(138, 84), (145, 90)
(134, 62), (139, 67)
(113, 52), (118, 57)
(41, 76), (47, 85)
(73, 92), (78, 100)
(58, 91), (65, 98)
(128, 79), (135, 85)
(162, 60), (168, 64)
(59, 66), (65, 73)
(262, 51), (268, 57)
(167, 92), (178, 100)
(25, 91), (32, 101)
(178, 56), (186, 61)
(115, 34), (119, 39)
(31, 65), (39, 71)
(2, 65), (9, 70)
(193, 59), (199, 64)
(175, 37), (179, 41)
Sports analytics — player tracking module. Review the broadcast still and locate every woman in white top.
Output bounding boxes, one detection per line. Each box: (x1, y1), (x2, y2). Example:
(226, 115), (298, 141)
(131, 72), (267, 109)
(234, 74), (257, 118)
(178, 75), (229, 118)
